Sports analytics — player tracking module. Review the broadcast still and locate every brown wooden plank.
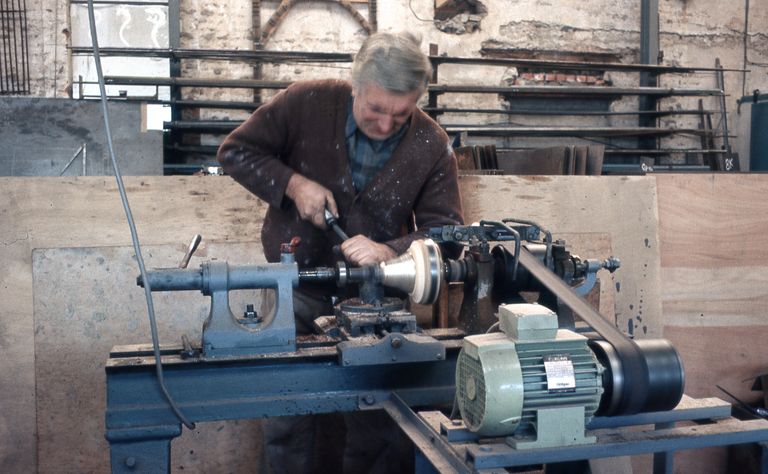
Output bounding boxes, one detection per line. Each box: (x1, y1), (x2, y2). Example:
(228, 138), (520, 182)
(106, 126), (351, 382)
(657, 174), (768, 268)
(664, 325), (768, 405)
(0, 176), (265, 473)
(661, 266), (768, 327)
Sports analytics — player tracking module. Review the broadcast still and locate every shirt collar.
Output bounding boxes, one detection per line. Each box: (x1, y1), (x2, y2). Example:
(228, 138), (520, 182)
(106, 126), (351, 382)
(345, 98), (410, 146)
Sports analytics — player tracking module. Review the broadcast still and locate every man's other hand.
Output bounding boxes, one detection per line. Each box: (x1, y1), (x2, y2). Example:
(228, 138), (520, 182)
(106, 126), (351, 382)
(286, 174), (338, 229)
(341, 235), (397, 266)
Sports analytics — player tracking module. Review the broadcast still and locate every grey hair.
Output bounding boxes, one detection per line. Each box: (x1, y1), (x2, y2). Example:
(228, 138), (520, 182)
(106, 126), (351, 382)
(351, 32), (432, 95)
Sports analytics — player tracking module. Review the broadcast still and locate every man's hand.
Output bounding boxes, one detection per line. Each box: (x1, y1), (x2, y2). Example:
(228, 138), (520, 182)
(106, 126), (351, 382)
(341, 235), (397, 266)
(285, 173), (338, 229)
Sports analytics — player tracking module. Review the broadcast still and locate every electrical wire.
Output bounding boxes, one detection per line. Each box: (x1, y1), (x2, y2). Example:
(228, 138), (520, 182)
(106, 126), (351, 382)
(408, 0), (434, 23)
(86, 0), (194, 430)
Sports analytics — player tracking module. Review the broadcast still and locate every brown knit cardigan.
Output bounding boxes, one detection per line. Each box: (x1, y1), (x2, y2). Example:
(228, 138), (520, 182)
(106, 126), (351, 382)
(217, 79), (463, 269)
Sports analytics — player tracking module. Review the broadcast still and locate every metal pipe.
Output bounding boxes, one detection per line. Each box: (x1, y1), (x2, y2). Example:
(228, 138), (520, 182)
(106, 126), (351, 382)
(441, 126), (710, 138)
(422, 107), (718, 117)
(428, 84), (724, 97)
(69, 46), (354, 63)
(21, 0), (30, 92)
(1, 0), (12, 91)
(430, 55), (746, 73)
(105, 76), (291, 89)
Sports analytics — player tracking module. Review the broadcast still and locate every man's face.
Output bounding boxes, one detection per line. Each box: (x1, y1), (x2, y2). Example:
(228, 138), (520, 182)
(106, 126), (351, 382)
(352, 83), (421, 141)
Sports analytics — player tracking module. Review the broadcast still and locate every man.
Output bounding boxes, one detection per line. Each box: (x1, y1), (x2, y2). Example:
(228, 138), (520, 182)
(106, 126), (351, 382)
(217, 31), (463, 473)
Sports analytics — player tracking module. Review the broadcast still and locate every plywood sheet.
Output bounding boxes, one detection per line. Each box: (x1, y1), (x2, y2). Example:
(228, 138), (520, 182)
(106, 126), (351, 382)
(664, 325), (768, 403)
(657, 174), (768, 268)
(0, 176), (265, 473)
(33, 243), (266, 473)
(661, 266), (768, 326)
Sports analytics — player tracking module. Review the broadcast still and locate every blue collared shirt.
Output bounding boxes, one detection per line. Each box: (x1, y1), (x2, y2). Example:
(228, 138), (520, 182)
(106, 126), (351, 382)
(345, 100), (409, 192)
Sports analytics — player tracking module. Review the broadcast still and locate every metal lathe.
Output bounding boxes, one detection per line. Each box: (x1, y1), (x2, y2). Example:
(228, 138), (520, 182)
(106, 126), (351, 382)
(104, 218), (768, 473)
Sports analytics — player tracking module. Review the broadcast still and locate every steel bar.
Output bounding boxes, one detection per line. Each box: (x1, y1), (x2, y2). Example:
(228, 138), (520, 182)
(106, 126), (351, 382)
(163, 144), (219, 154)
(68, 46), (745, 73)
(105, 76), (290, 89)
(58, 144), (85, 176)
(70, 1), (169, 5)
(163, 120), (239, 132)
(498, 147), (726, 154)
(442, 125), (710, 138)
(170, 99), (259, 109)
(382, 395), (464, 474)
(70, 46), (354, 63)
(103, 79), (723, 98)
(423, 107), (717, 117)
(21, 0), (29, 92)
(0, 2), (4, 92)
(715, 59), (732, 156)
(601, 163), (713, 174)
(1, 0), (12, 92)
(465, 419), (768, 470)
(601, 148), (726, 155)
(75, 94), (261, 110)
(652, 422), (675, 474)
(587, 396), (731, 429)
(639, 0), (660, 149)
(429, 84), (724, 97)
(9, 0), (20, 92)
(430, 55), (746, 73)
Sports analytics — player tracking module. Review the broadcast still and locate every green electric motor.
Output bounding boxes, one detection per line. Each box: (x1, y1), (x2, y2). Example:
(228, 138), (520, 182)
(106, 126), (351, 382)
(456, 303), (604, 449)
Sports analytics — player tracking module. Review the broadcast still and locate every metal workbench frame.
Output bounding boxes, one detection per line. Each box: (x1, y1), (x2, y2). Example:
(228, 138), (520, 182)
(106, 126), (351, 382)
(383, 393), (768, 474)
(105, 340), (768, 474)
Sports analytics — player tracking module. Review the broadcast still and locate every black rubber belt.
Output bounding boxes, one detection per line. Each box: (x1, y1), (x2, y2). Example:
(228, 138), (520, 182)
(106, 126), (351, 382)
(518, 248), (650, 414)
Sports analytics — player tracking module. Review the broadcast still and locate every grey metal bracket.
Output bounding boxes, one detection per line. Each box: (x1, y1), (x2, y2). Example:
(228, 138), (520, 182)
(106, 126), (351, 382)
(338, 332), (446, 366)
(201, 261), (298, 358)
(139, 260), (299, 358)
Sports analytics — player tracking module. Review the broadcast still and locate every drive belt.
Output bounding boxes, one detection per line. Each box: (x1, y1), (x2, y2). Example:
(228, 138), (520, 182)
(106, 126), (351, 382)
(518, 247), (650, 414)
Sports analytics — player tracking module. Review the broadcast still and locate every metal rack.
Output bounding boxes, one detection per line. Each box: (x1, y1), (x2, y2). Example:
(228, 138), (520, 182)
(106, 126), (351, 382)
(68, 41), (743, 174)
(426, 52), (741, 173)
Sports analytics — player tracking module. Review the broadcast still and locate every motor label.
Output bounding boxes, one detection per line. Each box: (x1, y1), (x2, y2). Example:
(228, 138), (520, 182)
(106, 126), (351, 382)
(543, 354), (576, 393)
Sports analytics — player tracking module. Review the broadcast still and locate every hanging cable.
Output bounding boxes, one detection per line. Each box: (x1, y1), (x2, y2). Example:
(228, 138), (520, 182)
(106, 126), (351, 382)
(86, 0), (194, 430)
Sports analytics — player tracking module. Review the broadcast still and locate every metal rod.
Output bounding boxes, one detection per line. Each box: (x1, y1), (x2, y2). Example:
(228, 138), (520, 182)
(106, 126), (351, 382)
(430, 55), (747, 73)
(59, 144), (84, 176)
(69, 46), (354, 63)
(428, 84), (724, 96)
(102, 77), (725, 97)
(105, 76), (291, 89)
(715, 58), (732, 156)
(0, 2), (5, 92)
(1, 0), (12, 91)
(422, 107), (717, 117)
(67, 46), (747, 73)
(602, 148), (727, 155)
(8, 0), (20, 92)
(442, 126), (710, 137)
(21, 0), (30, 92)
(71, 0), (169, 5)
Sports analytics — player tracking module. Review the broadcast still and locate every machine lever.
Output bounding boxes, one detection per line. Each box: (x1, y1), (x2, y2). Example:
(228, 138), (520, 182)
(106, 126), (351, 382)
(180, 234), (202, 269)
